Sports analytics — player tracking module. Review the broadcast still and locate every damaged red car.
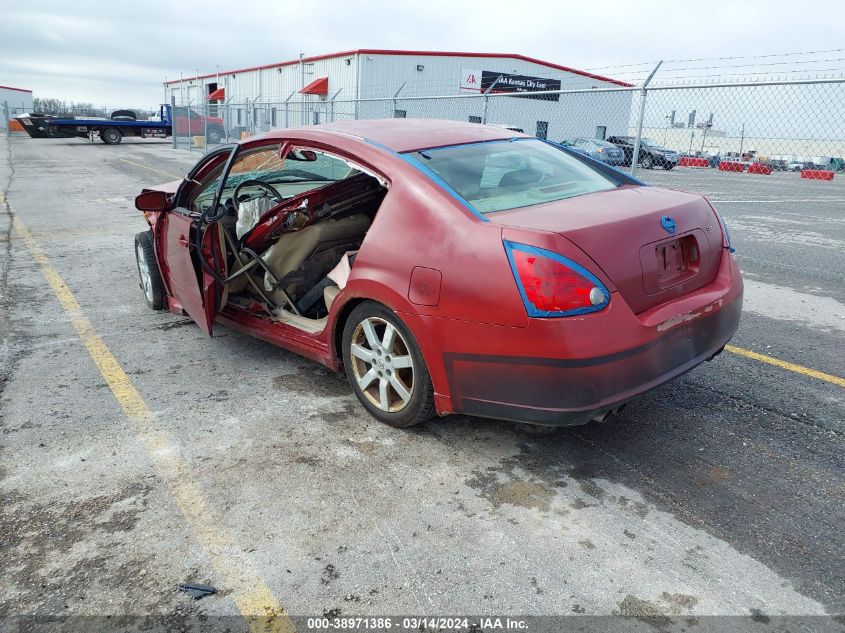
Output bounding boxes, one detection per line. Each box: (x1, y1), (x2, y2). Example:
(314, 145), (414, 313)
(133, 119), (742, 428)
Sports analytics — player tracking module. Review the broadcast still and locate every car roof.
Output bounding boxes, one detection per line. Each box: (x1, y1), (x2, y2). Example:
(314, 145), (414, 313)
(265, 118), (529, 153)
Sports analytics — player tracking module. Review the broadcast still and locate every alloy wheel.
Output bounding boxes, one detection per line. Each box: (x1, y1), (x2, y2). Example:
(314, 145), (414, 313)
(136, 243), (154, 303)
(349, 316), (415, 412)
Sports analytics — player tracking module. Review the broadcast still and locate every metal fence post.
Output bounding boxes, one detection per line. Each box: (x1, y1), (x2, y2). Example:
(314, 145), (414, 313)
(392, 82), (406, 118)
(3, 101), (9, 137)
(329, 89), (342, 122)
(482, 75), (503, 124)
(284, 91), (296, 129)
(170, 96), (176, 150)
(187, 98), (194, 152)
(630, 61), (662, 177)
(203, 99), (208, 151)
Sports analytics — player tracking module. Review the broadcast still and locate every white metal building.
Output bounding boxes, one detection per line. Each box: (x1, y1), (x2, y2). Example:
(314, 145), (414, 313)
(1, 85), (34, 129)
(165, 49), (633, 141)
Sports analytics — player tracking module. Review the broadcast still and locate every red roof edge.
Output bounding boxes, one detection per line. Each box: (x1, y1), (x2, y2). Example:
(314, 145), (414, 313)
(299, 76), (329, 96)
(165, 49), (632, 88)
(0, 85), (33, 93)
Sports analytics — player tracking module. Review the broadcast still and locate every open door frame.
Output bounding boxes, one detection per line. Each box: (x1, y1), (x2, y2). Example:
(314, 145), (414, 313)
(162, 145), (240, 335)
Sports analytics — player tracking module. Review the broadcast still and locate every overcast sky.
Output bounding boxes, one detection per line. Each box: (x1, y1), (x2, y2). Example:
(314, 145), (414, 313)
(2, 0), (843, 107)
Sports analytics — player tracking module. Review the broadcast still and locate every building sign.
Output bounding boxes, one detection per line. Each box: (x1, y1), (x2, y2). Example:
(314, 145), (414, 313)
(461, 68), (561, 101)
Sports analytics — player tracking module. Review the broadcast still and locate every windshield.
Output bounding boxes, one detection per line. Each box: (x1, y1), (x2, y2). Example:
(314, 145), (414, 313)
(191, 144), (358, 213)
(640, 138), (660, 148)
(408, 139), (616, 214)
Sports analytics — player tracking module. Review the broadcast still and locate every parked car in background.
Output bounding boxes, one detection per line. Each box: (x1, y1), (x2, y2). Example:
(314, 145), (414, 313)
(560, 138), (626, 166)
(561, 144), (590, 157)
(808, 156), (835, 170)
(766, 159), (789, 171)
(606, 136), (679, 169)
(789, 160), (814, 172)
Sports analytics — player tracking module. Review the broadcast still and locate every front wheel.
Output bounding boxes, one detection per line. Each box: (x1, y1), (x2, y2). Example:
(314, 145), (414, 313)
(101, 128), (122, 145)
(641, 154), (654, 169)
(342, 301), (435, 428)
(664, 163), (675, 170)
(135, 231), (165, 310)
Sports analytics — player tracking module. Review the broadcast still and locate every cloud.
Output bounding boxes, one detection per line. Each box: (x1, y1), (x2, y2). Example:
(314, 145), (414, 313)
(1, 0), (842, 105)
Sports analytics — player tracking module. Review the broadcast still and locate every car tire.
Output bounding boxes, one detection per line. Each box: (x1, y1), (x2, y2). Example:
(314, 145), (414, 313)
(135, 231), (165, 310)
(207, 127), (223, 144)
(101, 128), (122, 145)
(664, 163), (675, 170)
(641, 154), (654, 169)
(342, 301), (435, 428)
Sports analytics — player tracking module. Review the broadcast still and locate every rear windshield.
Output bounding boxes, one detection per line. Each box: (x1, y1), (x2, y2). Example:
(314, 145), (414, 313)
(409, 139), (616, 214)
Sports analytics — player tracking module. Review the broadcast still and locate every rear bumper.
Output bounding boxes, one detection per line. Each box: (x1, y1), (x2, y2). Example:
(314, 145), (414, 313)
(431, 251), (742, 426)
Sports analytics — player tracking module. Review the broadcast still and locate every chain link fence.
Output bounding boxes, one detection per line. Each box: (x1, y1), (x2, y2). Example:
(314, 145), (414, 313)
(2, 101), (33, 136)
(170, 77), (845, 286)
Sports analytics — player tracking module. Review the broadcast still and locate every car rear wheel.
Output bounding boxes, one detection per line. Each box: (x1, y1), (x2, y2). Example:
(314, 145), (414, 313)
(101, 128), (122, 145)
(135, 231), (165, 310)
(342, 301), (435, 428)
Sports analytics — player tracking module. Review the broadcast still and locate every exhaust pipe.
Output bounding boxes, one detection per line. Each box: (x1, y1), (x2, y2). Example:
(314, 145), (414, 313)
(591, 403), (627, 423)
(706, 345), (726, 361)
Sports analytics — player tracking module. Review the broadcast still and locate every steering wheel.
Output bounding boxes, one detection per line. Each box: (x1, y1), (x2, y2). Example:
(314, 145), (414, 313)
(233, 179), (283, 207)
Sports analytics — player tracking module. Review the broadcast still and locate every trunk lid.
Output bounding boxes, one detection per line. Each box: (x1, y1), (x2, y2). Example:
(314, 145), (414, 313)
(491, 185), (724, 314)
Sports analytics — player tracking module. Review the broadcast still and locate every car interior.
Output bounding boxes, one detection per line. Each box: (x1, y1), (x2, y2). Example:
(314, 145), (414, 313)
(188, 143), (388, 332)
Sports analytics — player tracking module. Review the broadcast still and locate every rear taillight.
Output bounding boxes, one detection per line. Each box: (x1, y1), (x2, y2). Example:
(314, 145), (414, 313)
(504, 241), (610, 317)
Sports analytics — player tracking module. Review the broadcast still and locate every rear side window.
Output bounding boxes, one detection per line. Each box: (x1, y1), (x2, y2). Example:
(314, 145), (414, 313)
(410, 138), (616, 214)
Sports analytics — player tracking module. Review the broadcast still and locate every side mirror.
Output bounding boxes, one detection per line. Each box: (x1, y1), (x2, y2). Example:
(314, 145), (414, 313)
(135, 190), (169, 212)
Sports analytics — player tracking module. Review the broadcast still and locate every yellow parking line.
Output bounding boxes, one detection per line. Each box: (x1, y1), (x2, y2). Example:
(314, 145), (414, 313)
(11, 215), (294, 633)
(726, 344), (845, 388)
(120, 157), (181, 180)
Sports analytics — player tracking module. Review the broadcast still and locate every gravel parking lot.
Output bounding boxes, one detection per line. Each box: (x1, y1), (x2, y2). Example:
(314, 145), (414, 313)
(1, 136), (843, 631)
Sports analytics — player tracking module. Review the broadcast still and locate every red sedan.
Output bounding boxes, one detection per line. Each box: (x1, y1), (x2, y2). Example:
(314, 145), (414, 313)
(134, 119), (742, 428)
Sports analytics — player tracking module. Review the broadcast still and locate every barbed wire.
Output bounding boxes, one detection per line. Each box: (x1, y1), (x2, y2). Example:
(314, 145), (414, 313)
(608, 57), (845, 76)
(585, 47), (845, 71)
